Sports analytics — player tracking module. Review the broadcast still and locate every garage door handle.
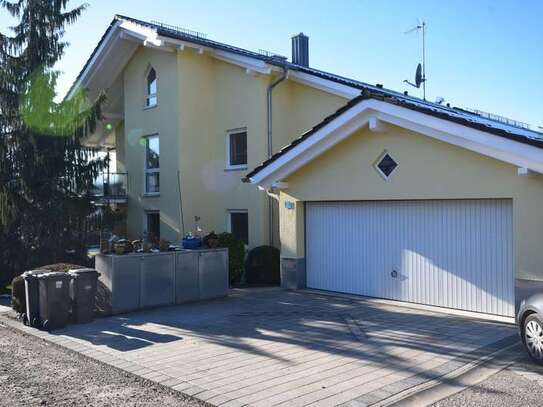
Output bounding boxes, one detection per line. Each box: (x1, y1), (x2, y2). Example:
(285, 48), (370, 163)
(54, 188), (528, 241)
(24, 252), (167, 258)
(391, 270), (398, 278)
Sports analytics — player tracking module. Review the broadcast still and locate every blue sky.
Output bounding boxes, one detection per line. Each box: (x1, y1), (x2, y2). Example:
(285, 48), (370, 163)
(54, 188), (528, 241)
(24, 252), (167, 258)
(1, 0), (542, 128)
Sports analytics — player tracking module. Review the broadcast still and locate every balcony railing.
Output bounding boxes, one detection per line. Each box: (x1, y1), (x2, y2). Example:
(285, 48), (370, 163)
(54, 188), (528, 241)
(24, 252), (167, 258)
(92, 172), (128, 202)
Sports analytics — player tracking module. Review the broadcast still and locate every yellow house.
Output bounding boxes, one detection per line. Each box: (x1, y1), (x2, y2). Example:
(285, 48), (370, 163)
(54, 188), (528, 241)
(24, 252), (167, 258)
(73, 15), (348, 247)
(74, 15), (543, 320)
(247, 89), (543, 320)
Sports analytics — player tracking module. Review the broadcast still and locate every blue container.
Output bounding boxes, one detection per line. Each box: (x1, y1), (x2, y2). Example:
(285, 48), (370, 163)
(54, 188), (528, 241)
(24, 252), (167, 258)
(182, 237), (202, 250)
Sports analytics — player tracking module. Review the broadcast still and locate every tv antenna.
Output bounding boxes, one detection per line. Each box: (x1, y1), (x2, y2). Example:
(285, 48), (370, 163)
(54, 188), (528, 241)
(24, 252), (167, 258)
(403, 19), (427, 100)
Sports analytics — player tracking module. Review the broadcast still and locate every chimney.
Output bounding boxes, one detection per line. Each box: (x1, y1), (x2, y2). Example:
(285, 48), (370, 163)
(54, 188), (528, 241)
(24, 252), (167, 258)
(291, 33), (309, 67)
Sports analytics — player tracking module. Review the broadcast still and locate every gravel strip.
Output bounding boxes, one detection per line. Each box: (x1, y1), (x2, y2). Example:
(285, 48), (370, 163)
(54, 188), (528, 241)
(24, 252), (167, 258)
(433, 353), (543, 407)
(0, 325), (206, 406)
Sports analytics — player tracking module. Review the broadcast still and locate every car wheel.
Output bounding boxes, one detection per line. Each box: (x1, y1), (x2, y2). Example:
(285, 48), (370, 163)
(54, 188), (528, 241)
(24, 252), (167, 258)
(524, 314), (543, 364)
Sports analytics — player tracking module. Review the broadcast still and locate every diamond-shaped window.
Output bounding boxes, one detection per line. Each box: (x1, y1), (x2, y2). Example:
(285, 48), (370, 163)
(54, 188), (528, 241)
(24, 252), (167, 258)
(376, 153), (398, 178)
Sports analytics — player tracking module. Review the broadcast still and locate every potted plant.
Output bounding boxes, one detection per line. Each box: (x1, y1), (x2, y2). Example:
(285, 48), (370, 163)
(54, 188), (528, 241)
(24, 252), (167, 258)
(159, 239), (171, 252)
(203, 231), (220, 249)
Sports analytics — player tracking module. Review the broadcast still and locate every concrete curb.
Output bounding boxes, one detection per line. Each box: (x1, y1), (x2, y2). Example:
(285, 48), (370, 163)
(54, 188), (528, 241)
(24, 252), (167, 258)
(373, 341), (522, 407)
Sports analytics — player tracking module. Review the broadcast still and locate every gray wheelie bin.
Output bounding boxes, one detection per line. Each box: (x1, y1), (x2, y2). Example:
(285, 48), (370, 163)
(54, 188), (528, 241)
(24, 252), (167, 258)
(22, 270), (42, 327)
(69, 268), (100, 324)
(38, 272), (71, 331)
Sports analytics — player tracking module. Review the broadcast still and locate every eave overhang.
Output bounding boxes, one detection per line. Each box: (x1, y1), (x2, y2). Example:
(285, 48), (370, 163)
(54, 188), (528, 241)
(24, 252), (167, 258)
(247, 98), (543, 189)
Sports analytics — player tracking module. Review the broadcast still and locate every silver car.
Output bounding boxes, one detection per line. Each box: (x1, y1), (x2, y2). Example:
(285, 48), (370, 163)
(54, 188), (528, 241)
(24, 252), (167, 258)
(517, 293), (543, 364)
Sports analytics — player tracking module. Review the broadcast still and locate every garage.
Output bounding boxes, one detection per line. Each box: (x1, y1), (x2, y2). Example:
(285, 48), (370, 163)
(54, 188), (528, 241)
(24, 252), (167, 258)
(247, 90), (543, 319)
(306, 199), (514, 317)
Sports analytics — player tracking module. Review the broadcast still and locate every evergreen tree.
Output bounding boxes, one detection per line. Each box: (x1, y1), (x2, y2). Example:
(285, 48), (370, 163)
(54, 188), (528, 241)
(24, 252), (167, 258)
(0, 0), (106, 289)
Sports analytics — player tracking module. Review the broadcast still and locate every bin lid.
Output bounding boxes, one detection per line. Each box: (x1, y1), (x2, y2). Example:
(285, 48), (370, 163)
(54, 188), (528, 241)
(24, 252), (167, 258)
(37, 271), (71, 279)
(22, 269), (45, 278)
(68, 268), (99, 276)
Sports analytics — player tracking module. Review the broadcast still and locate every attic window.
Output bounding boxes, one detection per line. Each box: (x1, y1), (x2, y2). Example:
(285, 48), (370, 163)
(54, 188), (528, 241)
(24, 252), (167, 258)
(375, 152), (398, 179)
(146, 68), (157, 107)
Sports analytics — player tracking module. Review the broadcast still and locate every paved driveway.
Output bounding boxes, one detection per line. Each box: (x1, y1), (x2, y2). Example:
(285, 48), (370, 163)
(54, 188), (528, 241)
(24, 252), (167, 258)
(4, 288), (518, 406)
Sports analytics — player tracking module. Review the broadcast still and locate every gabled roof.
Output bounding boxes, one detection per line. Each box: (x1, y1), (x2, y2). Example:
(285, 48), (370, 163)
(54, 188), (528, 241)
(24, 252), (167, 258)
(70, 15), (543, 158)
(246, 89), (543, 182)
(246, 89), (543, 188)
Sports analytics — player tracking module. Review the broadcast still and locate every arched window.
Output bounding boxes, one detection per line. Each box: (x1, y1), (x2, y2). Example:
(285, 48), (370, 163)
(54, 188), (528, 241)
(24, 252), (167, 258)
(146, 68), (157, 107)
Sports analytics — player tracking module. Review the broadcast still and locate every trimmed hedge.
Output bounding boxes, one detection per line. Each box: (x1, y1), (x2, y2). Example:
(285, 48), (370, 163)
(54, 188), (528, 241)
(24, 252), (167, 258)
(245, 246), (280, 285)
(217, 233), (245, 284)
(11, 263), (85, 314)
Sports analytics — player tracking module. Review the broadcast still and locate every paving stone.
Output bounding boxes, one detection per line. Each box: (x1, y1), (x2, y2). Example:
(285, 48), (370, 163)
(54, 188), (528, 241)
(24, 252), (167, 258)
(1, 289), (517, 407)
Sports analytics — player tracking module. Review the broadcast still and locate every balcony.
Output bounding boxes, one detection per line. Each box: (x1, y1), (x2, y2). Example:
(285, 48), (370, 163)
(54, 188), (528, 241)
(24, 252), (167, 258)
(91, 172), (128, 204)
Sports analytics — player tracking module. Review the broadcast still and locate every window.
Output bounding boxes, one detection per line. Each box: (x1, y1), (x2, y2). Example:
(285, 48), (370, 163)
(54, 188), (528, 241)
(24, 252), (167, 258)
(146, 68), (157, 107)
(226, 129), (247, 169)
(228, 210), (248, 245)
(375, 151), (398, 179)
(146, 211), (160, 242)
(145, 135), (159, 194)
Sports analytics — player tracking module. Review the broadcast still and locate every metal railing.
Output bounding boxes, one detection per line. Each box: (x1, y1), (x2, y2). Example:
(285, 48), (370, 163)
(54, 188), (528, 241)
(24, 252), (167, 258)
(150, 20), (208, 39)
(92, 172), (128, 200)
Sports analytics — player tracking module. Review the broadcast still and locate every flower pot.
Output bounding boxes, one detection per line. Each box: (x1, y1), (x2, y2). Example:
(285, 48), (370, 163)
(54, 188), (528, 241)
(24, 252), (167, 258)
(182, 237), (202, 250)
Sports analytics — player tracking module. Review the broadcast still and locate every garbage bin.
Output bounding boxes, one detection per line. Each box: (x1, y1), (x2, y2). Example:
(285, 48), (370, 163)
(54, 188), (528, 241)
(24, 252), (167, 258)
(38, 272), (71, 331)
(22, 270), (43, 327)
(69, 268), (100, 324)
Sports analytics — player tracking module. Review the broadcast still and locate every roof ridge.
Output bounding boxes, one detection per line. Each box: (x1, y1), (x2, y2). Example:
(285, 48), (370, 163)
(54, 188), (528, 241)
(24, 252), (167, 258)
(68, 14), (541, 139)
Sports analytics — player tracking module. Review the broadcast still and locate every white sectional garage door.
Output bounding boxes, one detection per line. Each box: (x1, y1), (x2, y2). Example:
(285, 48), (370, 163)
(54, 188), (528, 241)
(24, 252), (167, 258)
(306, 200), (514, 317)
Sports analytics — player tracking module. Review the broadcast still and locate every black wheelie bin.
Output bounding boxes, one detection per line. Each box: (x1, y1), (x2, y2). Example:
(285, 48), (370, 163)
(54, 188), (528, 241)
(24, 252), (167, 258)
(69, 268), (100, 324)
(22, 270), (43, 327)
(38, 272), (71, 331)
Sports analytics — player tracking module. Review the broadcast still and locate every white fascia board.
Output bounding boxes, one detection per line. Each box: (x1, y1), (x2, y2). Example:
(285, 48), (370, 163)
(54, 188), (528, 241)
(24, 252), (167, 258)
(250, 101), (374, 187)
(119, 29), (146, 43)
(119, 19), (159, 43)
(66, 21), (122, 99)
(250, 98), (543, 188)
(287, 71), (360, 99)
(367, 100), (543, 174)
(121, 30), (173, 51)
(157, 35), (210, 54)
(213, 50), (272, 74)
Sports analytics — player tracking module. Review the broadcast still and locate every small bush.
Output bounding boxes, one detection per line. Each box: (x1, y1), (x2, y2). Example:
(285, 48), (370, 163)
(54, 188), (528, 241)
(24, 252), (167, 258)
(11, 275), (26, 313)
(245, 246), (280, 285)
(217, 233), (245, 284)
(11, 263), (85, 314)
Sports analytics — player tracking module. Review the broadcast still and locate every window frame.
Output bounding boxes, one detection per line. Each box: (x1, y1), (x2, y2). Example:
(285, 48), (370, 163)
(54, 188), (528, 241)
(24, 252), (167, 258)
(373, 150), (399, 181)
(145, 67), (158, 109)
(225, 127), (248, 171)
(144, 134), (160, 195)
(227, 209), (249, 246)
(144, 210), (160, 241)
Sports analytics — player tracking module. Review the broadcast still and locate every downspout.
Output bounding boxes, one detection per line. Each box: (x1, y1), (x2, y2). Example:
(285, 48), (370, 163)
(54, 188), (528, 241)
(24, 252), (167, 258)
(266, 65), (287, 246)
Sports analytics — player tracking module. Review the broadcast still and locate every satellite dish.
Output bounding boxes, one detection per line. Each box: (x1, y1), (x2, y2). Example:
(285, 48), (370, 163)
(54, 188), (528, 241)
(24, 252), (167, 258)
(415, 63), (423, 88)
(404, 63), (425, 89)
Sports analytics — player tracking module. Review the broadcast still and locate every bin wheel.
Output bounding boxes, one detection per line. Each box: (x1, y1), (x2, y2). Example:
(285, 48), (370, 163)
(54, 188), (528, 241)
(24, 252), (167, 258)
(32, 317), (39, 327)
(42, 320), (49, 331)
(22, 313), (28, 326)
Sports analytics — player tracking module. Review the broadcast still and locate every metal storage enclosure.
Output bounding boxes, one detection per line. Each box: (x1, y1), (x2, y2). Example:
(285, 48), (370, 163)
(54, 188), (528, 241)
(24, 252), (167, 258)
(306, 199), (514, 317)
(95, 248), (229, 315)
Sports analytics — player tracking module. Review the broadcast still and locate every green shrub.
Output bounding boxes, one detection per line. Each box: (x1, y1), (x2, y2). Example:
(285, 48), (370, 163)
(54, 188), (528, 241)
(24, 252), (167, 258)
(245, 246), (280, 285)
(217, 233), (245, 284)
(11, 263), (85, 314)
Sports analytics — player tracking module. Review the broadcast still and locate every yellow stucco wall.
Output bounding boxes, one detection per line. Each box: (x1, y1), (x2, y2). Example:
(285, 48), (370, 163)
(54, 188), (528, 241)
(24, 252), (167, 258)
(119, 45), (346, 246)
(280, 124), (543, 282)
(123, 46), (180, 240)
